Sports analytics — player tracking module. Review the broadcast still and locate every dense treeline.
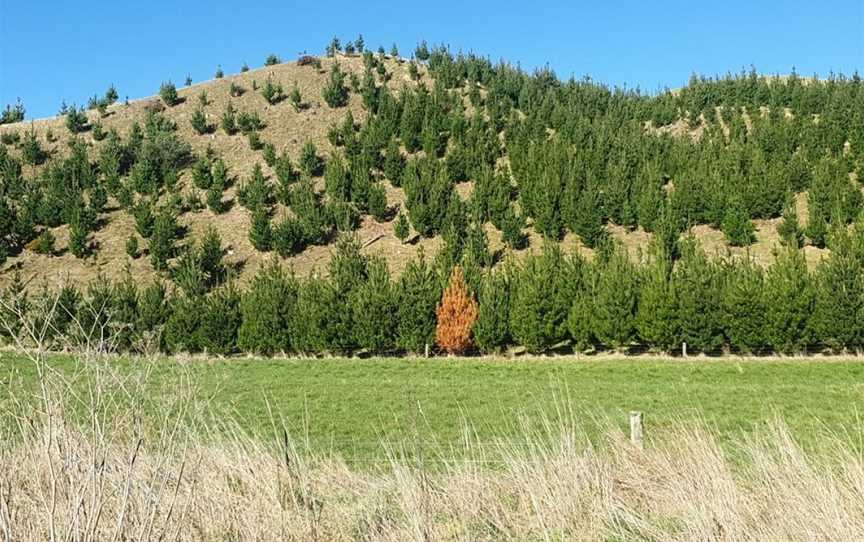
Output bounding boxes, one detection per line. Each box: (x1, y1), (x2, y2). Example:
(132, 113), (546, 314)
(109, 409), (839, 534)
(5, 227), (864, 356)
(1, 42), (863, 357)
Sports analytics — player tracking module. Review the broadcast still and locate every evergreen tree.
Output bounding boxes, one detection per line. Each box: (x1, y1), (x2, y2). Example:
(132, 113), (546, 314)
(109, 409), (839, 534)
(721, 259), (766, 354)
(249, 208), (272, 251)
(777, 199), (804, 248)
(149, 209), (177, 271)
(509, 246), (576, 353)
(159, 81), (179, 106)
(591, 249), (639, 349)
(395, 254), (440, 352)
(721, 196), (755, 246)
(198, 284), (242, 355)
(394, 211), (410, 243)
(237, 262), (298, 354)
(636, 254), (681, 352)
(220, 103), (237, 135)
(810, 234), (864, 350)
(473, 268), (511, 353)
(762, 247), (814, 353)
(672, 240), (724, 353)
(350, 258), (396, 353)
(322, 63), (349, 108)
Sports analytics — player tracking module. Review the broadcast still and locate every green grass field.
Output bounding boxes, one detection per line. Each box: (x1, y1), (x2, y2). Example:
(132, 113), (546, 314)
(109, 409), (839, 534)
(1, 352), (863, 460)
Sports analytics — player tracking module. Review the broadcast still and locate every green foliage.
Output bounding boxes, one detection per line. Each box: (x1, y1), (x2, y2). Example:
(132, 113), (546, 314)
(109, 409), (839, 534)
(762, 248), (814, 353)
(509, 246), (577, 353)
(220, 103), (237, 135)
(289, 83), (303, 111)
(159, 81), (180, 106)
(0, 100), (25, 124)
(249, 208), (272, 251)
(215, 66), (224, 79)
(265, 53), (280, 66)
(34, 229), (55, 255)
(672, 241), (724, 353)
(65, 105), (88, 133)
(125, 234), (139, 259)
(473, 268), (511, 353)
(394, 211), (410, 243)
(721, 259), (766, 353)
(777, 199), (804, 248)
(395, 254), (440, 352)
(237, 263), (298, 354)
(590, 250), (639, 349)
(299, 141), (322, 176)
(322, 63), (349, 108)
(635, 257), (678, 352)
(721, 196), (755, 246)
(149, 209), (178, 271)
(261, 76), (284, 105)
(190, 107), (212, 134)
(21, 126), (45, 165)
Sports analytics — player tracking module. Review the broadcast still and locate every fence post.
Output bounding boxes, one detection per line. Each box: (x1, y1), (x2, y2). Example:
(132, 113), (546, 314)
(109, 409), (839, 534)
(682, 342), (688, 357)
(424, 343), (429, 358)
(630, 411), (644, 450)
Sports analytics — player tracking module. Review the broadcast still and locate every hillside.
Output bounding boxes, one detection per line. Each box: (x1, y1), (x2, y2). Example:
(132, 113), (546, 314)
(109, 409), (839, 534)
(1, 49), (853, 291)
(1, 41), (863, 357)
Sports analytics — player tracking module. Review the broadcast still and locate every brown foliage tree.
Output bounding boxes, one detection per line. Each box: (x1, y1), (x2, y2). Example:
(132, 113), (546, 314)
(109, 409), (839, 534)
(435, 265), (479, 354)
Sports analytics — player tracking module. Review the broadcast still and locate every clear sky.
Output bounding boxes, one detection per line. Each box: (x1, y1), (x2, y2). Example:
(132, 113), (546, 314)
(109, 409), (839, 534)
(1, 0), (862, 120)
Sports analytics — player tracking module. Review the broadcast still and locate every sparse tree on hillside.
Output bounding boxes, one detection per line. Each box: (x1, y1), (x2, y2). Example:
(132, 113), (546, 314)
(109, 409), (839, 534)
(265, 54), (280, 66)
(322, 63), (349, 108)
(394, 211), (410, 243)
(159, 81), (180, 106)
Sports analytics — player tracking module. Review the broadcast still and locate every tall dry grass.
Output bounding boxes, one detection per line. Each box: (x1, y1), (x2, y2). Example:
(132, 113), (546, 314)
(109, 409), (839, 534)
(1, 295), (863, 540)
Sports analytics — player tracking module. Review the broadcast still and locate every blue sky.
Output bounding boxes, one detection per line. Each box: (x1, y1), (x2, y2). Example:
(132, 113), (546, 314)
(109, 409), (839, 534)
(1, 0), (862, 119)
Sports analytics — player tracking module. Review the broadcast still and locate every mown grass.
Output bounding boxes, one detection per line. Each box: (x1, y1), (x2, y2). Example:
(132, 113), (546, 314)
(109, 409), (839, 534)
(1, 352), (863, 461)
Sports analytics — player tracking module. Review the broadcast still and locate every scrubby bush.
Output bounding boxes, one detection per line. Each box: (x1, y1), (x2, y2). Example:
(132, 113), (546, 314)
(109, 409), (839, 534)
(265, 53), (280, 66)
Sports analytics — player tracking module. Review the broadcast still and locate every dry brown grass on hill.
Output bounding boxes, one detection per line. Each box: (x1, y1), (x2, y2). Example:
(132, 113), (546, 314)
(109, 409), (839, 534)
(0, 57), (832, 291)
(0, 54), (438, 289)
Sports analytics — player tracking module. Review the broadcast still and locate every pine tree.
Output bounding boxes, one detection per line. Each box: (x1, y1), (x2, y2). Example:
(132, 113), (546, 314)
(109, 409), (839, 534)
(289, 83), (303, 112)
(149, 210), (177, 272)
(394, 211), (410, 243)
(261, 76), (285, 105)
(395, 254), (440, 352)
(220, 103), (237, 135)
(190, 107), (211, 134)
(350, 258), (396, 353)
(591, 249), (639, 349)
(473, 268), (511, 353)
(721, 259), (766, 354)
(810, 235), (864, 351)
(672, 240), (724, 353)
(249, 208), (272, 251)
(509, 246), (573, 353)
(322, 63), (349, 108)
(763, 247), (814, 353)
(299, 141), (322, 176)
(237, 262), (298, 354)
(125, 234), (139, 259)
(721, 196), (755, 246)
(777, 199), (804, 248)
(159, 81), (179, 106)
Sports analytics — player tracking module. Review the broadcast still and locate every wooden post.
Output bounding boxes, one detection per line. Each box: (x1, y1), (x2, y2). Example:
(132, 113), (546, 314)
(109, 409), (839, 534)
(630, 411), (644, 450)
(424, 343), (430, 358)
(682, 342), (688, 357)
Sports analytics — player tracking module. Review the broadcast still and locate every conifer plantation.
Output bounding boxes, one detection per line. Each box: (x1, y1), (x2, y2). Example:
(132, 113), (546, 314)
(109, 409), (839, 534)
(1, 39), (863, 356)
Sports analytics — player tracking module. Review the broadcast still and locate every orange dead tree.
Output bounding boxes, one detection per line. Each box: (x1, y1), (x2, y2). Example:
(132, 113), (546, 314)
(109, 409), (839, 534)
(435, 265), (479, 355)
